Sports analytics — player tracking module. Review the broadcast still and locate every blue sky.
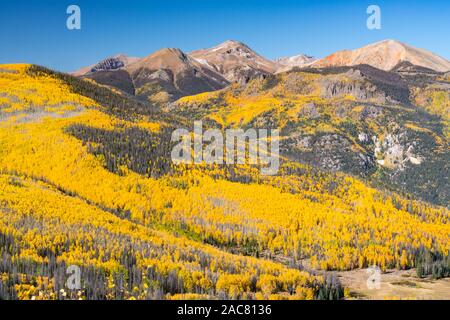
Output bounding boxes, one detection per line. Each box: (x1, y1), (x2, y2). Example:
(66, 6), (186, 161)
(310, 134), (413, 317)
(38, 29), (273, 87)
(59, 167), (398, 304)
(0, 0), (449, 72)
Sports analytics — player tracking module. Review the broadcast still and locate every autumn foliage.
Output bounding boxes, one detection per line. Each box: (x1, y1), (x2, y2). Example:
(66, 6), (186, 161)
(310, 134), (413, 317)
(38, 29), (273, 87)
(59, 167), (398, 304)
(0, 64), (448, 300)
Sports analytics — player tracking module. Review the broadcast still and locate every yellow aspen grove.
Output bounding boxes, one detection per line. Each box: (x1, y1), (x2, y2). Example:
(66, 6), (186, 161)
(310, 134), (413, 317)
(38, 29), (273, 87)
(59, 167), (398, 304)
(0, 64), (448, 300)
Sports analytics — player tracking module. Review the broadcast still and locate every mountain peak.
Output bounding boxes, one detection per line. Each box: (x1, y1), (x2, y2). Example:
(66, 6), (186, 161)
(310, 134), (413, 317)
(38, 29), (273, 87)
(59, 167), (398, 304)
(155, 47), (184, 55)
(72, 54), (140, 76)
(123, 47), (228, 101)
(312, 40), (450, 72)
(275, 54), (317, 72)
(365, 39), (408, 50)
(125, 48), (206, 76)
(222, 39), (245, 46)
(112, 53), (129, 59)
(378, 39), (402, 44)
(146, 48), (190, 62)
(190, 40), (278, 83)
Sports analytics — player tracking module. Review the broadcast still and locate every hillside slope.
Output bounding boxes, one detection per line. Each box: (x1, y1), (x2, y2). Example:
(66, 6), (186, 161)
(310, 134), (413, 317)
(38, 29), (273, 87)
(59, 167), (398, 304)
(174, 64), (450, 205)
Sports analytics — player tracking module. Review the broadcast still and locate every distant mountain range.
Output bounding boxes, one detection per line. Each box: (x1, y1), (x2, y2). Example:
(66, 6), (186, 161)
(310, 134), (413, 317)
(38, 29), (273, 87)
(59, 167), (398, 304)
(72, 39), (450, 102)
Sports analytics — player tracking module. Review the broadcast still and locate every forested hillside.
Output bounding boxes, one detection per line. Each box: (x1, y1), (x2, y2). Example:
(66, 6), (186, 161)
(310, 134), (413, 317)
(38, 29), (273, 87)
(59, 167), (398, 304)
(0, 64), (448, 300)
(174, 65), (450, 205)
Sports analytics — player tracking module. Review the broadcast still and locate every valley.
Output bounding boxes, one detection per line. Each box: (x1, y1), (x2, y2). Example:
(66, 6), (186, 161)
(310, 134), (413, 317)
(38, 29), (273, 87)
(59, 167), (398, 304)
(337, 269), (450, 300)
